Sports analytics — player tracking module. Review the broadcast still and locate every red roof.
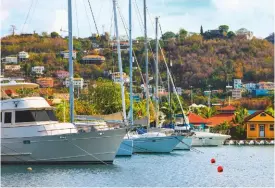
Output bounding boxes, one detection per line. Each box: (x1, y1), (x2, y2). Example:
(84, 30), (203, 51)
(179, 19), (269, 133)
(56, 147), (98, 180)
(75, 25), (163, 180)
(187, 112), (209, 125)
(219, 105), (236, 111)
(207, 114), (235, 127)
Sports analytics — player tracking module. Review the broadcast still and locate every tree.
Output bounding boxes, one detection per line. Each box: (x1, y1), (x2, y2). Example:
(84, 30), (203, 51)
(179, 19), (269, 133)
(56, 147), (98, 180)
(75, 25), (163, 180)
(50, 31), (59, 38)
(200, 25), (203, 35)
(41, 32), (49, 37)
(178, 28), (187, 40)
(227, 31), (236, 39)
(162, 31), (176, 40)
(218, 25), (229, 33)
(200, 107), (217, 118)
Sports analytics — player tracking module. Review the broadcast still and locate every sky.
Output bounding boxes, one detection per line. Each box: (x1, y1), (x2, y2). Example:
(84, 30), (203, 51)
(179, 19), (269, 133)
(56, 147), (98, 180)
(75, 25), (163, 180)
(0, 0), (274, 39)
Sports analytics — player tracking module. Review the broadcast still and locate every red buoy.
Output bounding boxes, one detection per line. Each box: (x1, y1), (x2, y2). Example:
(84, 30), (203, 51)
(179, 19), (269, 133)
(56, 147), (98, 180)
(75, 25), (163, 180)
(217, 166), (223, 172)
(210, 158), (216, 164)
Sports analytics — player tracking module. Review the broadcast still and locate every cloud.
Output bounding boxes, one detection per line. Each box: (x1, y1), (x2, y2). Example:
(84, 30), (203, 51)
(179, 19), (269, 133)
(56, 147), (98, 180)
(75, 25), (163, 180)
(0, 0), (274, 38)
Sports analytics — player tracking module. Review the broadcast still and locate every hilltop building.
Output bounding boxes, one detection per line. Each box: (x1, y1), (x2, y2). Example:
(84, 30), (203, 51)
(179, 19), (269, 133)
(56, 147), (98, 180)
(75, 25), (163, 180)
(36, 77), (54, 88)
(55, 70), (70, 79)
(236, 28), (253, 40)
(1, 56), (18, 64)
(32, 66), (45, 74)
(60, 50), (77, 59)
(64, 77), (84, 89)
(4, 65), (21, 71)
(81, 55), (105, 64)
(18, 51), (29, 62)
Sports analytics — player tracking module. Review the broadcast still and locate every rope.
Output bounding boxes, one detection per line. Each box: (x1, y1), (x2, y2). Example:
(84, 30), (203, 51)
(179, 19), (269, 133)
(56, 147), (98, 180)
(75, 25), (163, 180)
(21, 0), (34, 33)
(70, 141), (109, 165)
(174, 137), (204, 154)
(74, 0), (80, 37)
(82, 0), (93, 36)
(87, 0), (100, 36)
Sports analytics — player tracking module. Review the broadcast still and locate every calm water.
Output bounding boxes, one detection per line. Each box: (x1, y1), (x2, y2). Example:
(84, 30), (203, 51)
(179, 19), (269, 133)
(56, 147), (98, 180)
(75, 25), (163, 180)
(1, 146), (274, 187)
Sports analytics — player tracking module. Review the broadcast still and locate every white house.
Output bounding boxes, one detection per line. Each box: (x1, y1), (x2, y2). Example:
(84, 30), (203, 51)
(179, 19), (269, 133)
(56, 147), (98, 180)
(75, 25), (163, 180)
(32, 66), (45, 74)
(232, 89), (242, 99)
(236, 28), (254, 40)
(60, 50), (77, 59)
(1, 56), (18, 64)
(234, 79), (242, 89)
(110, 72), (130, 84)
(18, 51), (29, 61)
(64, 78), (84, 89)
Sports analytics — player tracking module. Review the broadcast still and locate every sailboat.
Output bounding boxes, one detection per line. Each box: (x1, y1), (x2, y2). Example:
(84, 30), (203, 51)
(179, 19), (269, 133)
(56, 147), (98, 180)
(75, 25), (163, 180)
(1, 0), (126, 164)
(121, 0), (184, 153)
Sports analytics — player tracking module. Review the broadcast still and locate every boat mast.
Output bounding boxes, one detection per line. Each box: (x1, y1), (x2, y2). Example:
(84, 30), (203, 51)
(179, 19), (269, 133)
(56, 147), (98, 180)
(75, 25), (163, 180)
(143, 0), (150, 127)
(155, 17), (159, 127)
(113, 0), (127, 123)
(129, 0), (133, 126)
(68, 0), (74, 123)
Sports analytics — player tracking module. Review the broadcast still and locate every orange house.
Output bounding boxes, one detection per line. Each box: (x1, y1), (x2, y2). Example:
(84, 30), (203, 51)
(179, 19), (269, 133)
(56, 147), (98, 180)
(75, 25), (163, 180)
(245, 111), (274, 139)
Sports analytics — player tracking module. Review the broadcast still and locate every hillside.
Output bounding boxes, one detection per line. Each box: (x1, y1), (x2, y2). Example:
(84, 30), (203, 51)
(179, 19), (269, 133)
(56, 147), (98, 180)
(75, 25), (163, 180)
(1, 31), (274, 91)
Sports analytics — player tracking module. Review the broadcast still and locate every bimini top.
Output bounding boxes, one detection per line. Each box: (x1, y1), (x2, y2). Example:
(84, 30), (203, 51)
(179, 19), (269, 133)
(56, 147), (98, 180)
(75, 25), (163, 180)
(1, 97), (51, 111)
(1, 81), (39, 90)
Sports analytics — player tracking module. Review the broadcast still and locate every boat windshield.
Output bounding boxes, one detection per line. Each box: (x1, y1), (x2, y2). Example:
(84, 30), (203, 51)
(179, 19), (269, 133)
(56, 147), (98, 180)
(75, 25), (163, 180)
(15, 110), (58, 123)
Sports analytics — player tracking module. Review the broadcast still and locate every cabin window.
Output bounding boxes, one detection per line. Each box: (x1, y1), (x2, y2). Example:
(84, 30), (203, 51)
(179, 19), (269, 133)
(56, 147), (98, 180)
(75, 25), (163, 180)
(270, 124), (274, 131)
(4, 112), (12, 124)
(15, 111), (35, 122)
(250, 124), (255, 131)
(15, 110), (58, 123)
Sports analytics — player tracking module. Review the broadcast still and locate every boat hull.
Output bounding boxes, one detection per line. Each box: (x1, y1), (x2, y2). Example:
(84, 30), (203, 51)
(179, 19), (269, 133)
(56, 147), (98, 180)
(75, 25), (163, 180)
(131, 135), (184, 153)
(192, 136), (228, 146)
(116, 139), (133, 156)
(174, 137), (193, 150)
(1, 128), (127, 164)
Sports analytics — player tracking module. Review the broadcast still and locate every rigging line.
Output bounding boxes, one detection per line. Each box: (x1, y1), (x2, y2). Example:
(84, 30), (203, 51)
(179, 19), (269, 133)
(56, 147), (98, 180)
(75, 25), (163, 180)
(82, 0), (92, 36)
(134, 0), (144, 33)
(27, 0), (38, 30)
(87, 0), (100, 36)
(158, 21), (187, 124)
(74, 0), (80, 37)
(21, 0), (34, 34)
(116, 1), (156, 118)
(2, 144), (38, 162)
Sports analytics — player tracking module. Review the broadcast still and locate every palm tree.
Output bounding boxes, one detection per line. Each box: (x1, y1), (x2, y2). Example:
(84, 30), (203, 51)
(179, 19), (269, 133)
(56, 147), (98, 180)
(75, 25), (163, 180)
(200, 107), (217, 118)
(232, 107), (249, 139)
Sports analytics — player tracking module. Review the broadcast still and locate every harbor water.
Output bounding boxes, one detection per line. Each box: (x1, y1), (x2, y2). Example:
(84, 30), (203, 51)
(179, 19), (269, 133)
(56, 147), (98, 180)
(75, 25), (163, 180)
(1, 146), (274, 187)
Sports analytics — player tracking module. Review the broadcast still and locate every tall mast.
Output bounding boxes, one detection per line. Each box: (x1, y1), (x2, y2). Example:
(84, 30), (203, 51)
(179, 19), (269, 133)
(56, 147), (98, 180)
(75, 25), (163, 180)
(113, 0), (127, 123)
(129, 0), (133, 126)
(155, 17), (159, 127)
(68, 0), (74, 123)
(143, 0), (150, 127)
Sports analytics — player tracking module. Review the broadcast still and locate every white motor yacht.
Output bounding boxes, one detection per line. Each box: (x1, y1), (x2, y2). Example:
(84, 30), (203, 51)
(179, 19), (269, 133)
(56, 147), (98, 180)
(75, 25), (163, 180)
(191, 131), (231, 146)
(1, 83), (127, 164)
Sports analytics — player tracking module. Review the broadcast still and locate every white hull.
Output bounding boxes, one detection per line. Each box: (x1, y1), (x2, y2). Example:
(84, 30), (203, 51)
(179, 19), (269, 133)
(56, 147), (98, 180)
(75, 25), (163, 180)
(191, 132), (231, 147)
(1, 128), (127, 164)
(116, 139), (133, 156)
(131, 135), (184, 153)
(174, 137), (193, 150)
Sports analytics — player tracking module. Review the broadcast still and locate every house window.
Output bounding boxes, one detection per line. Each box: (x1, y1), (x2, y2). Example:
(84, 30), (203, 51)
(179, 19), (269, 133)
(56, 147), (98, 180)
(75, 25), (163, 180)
(270, 124), (274, 131)
(4, 112), (12, 124)
(250, 124), (255, 131)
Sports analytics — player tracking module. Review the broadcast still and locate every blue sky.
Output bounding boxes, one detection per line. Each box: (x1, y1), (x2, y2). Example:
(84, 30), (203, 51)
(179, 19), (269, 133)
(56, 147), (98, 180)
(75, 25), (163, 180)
(1, 0), (274, 38)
